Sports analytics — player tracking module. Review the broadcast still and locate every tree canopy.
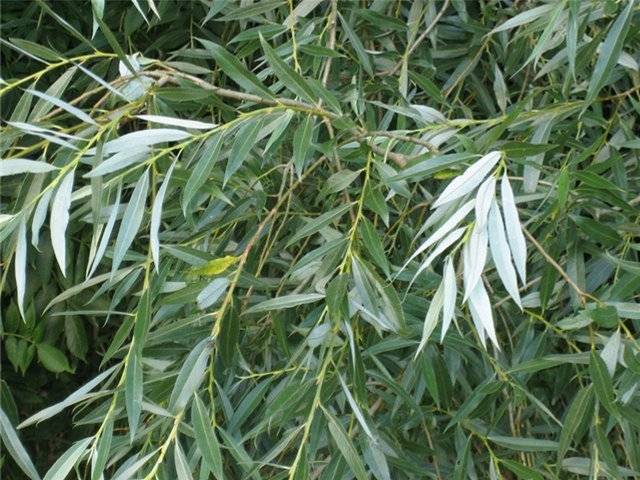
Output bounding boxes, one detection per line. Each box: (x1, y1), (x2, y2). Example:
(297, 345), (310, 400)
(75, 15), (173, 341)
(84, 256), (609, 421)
(1, 1), (639, 479)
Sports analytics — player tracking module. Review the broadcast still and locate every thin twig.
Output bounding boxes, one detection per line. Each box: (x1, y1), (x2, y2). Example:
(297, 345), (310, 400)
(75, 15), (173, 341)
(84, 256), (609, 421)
(523, 227), (598, 305)
(359, 129), (437, 151)
(143, 69), (415, 168)
(321, 0), (338, 88)
(385, 0), (450, 76)
(143, 69), (338, 120)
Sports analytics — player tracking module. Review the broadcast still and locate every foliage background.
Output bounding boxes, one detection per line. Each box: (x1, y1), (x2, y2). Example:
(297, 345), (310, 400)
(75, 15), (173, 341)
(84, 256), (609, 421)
(1, 0), (639, 479)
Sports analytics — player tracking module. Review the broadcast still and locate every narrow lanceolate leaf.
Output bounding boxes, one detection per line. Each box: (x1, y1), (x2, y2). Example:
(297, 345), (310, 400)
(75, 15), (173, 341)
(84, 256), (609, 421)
(441, 256), (457, 342)
(86, 185), (121, 279)
(584, 0), (635, 106)
(433, 151), (501, 208)
(91, 415), (113, 480)
(192, 394), (224, 480)
(83, 147), (149, 177)
(260, 34), (317, 103)
(50, 170), (75, 276)
(286, 203), (353, 247)
(338, 12), (373, 76)
(0, 407), (40, 480)
(26, 88), (97, 125)
(487, 435), (558, 452)
(198, 38), (273, 98)
(112, 169), (149, 273)
(43, 437), (92, 480)
(197, 277), (229, 310)
(135, 114), (216, 130)
(399, 199), (474, 274)
(125, 351), (143, 442)
(324, 409), (368, 480)
(0, 159), (58, 176)
(474, 176), (496, 228)
(489, 3), (555, 33)
(410, 227), (466, 289)
(168, 337), (211, 412)
(283, 0), (323, 27)
(463, 222), (488, 300)
(521, 1), (564, 69)
(558, 386), (593, 464)
(468, 280), (499, 349)
(488, 201), (521, 308)
(19, 365), (118, 428)
(293, 114), (313, 176)
(416, 278), (444, 358)
(500, 173), (527, 284)
(31, 188), (53, 249)
(589, 350), (618, 417)
(183, 133), (224, 213)
(92, 129), (191, 155)
(110, 451), (155, 480)
(174, 442), (194, 480)
(224, 118), (261, 184)
(245, 293), (325, 314)
(338, 374), (376, 441)
(15, 219), (27, 320)
(150, 160), (175, 271)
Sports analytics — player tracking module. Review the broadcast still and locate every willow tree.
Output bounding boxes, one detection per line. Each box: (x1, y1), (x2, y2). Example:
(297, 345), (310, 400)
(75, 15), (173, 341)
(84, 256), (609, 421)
(1, 1), (639, 479)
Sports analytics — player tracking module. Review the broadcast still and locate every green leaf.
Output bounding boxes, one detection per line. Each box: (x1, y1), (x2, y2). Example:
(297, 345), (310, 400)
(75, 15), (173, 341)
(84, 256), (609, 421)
(174, 441), (194, 480)
(337, 12), (373, 76)
(286, 203), (353, 247)
(25, 88), (96, 125)
(220, 0), (284, 20)
(91, 415), (112, 480)
(14, 219), (27, 320)
(558, 386), (594, 463)
(83, 147), (149, 178)
(92, 9), (138, 76)
(150, 159), (176, 269)
(198, 38), (273, 98)
(573, 216), (621, 247)
(36, 343), (72, 373)
(584, 0), (635, 106)
(50, 170), (74, 276)
(245, 293), (325, 314)
(589, 350), (618, 417)
(64, 317), (88, 360)
(9, 38), (61, 62)
(218, 299), (240, 367)
(589, 305), (620, 329)
(0, 159), (58, 176)
(0, 407), (40, 480)
(324, 409), (368, 480)
(358, 217), (390, 278)
(125, 351), (143, 442)
(499, 459), (544, 480)
(487, 435), (559, 452)
(260, 35), (317, 103)
(293, 114), (314, 176)
(182, 133), (223, 213)
(168, 337), (211, 412)
(96, 129), (190, 155)
(43, 437), (91, 480)
(192, 394), (224, 480)
(489, 4), (555, 33)
(224, 118), (262, 184)
(19, 365), (118, 428)
(112, 169), (149, 273)
(488, 200), (522, 308)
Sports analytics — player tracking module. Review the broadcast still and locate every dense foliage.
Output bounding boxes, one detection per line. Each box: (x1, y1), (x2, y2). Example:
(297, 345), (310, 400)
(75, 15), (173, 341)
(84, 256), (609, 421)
(1, 0), (640, 478)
